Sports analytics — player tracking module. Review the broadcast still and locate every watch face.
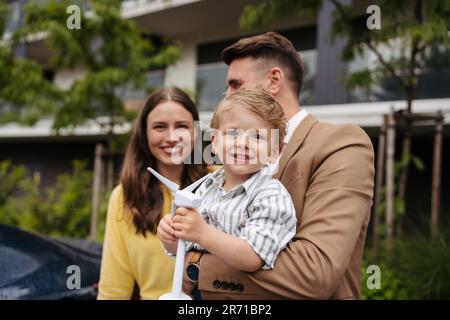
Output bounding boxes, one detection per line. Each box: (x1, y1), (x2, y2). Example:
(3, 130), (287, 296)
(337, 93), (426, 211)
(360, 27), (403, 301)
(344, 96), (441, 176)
(186, 264), (199, 282)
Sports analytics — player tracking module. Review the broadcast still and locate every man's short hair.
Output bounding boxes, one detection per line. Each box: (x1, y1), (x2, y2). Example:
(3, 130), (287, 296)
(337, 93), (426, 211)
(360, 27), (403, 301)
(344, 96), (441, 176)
(221, 31), (304, 98)
(211, 88), (286, 152)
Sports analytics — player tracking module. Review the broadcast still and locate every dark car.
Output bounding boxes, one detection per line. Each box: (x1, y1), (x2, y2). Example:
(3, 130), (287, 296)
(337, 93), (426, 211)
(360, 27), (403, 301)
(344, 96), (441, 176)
(0, 224), (102, 300)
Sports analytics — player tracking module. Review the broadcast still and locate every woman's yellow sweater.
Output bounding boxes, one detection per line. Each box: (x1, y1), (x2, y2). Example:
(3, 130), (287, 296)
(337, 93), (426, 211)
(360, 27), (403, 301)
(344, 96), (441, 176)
(97, 184), (175, 300)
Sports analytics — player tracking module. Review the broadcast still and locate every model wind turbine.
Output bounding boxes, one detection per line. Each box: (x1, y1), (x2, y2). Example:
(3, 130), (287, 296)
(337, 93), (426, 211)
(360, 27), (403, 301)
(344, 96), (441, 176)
(147, 167), (211, 300)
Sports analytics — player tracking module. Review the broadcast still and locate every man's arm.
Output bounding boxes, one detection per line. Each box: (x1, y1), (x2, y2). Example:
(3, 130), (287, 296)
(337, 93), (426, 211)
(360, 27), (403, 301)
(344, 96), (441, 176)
(196, 125), (375, 299)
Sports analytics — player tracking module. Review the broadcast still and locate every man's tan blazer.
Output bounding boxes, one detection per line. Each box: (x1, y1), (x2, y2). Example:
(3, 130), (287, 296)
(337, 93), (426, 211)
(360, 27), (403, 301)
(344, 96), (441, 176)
(198, 114), (375, 299)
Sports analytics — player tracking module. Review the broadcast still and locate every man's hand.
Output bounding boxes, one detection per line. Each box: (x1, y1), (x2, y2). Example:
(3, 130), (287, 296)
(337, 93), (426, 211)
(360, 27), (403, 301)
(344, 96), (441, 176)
(182, 251), (197, 296)
(173, 207), (208, 243)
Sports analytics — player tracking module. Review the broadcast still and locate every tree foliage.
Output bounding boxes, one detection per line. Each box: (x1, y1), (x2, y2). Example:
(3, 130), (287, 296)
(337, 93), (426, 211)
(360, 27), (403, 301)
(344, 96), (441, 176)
(240, 0), (450, 103)
(16, 0), (180, 136)
(0, 0), (59, 125)
(0, 159), (95, 238)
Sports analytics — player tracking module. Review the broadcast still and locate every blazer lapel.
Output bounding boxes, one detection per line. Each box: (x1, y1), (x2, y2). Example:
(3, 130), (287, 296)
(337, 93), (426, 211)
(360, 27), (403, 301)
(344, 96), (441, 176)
(274, 114), (318, 179)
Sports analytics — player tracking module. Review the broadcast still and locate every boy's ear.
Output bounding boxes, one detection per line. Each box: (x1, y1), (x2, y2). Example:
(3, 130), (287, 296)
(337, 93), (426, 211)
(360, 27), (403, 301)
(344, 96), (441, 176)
(211, 134), (217, 155)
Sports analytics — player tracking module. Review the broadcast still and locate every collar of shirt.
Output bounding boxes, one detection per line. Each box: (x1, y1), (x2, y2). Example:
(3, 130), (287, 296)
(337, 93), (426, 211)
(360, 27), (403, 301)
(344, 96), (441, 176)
(284, 109), (308, 145)
(206, 167), (265, 195)
(261, 109), (308, 176)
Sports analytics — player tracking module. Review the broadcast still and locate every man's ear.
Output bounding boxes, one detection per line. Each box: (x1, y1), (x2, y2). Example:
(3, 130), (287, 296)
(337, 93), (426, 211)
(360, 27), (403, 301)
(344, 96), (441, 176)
(266, 67), (283, 96)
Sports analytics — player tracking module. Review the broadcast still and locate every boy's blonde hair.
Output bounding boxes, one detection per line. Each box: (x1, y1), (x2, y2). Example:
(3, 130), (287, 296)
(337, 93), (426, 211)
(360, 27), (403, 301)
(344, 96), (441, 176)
(210, 88), (286, 151)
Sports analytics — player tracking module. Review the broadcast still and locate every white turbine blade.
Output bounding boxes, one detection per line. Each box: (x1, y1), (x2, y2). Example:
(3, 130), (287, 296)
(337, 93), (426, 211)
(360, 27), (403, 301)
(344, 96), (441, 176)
(182, 173), (211, 193)
(147, 167), (179, 192)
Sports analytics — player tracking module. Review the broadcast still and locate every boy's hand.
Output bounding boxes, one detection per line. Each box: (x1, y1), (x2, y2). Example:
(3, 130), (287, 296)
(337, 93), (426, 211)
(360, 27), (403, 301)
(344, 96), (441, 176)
(173, 207), (207, 243)
(157, 214), (177, 245)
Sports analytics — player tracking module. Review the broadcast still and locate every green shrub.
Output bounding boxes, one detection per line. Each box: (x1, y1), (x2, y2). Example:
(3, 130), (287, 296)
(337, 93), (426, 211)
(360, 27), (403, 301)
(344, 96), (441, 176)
(362, 225), (450, 299)
(361, 261), (410, 299)
(0, 160), (38, 227)
(0, 159), (95, 238)
(391, 232), (450, 299)
(29, 160), (93, 237)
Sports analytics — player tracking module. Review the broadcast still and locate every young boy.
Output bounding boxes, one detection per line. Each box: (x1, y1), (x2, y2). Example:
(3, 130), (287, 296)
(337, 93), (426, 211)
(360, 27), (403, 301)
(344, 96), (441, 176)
(157, 88), (296, 274)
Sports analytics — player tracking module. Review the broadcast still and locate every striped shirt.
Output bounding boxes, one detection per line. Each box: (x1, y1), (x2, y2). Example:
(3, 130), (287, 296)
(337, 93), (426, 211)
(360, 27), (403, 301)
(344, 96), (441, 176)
(186, 167), (297, 269)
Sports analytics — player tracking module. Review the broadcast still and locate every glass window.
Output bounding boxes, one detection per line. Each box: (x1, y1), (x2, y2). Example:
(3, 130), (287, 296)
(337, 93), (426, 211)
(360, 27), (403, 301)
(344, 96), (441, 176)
(196, 51), (317, 111)
(4, 1), (21, 36)
(122, 69), (165, 100)
(299, 50), (317, 106)
(196, 62), (227, 112)
(347, 43), (450, 102)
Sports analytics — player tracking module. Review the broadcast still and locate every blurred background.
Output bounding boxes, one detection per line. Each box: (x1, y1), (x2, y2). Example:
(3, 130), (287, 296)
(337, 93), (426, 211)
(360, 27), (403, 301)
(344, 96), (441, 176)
(1, 0), (449, 299)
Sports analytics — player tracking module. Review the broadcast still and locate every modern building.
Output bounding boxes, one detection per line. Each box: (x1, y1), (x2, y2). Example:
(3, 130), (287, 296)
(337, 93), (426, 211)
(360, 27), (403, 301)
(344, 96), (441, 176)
(1, 0), (449, 219)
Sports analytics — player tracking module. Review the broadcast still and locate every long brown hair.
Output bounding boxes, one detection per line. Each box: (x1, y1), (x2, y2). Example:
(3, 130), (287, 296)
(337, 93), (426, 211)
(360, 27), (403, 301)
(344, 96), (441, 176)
(120, 87), (209, 236)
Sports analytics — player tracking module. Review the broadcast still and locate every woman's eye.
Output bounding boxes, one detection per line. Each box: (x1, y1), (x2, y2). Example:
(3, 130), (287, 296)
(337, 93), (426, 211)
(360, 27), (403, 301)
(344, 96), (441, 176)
(152, 124), (169, 131)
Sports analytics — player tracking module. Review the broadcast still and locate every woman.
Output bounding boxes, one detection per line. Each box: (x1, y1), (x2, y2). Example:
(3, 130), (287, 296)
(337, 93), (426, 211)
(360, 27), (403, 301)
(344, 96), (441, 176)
(97, 87), (209, 299)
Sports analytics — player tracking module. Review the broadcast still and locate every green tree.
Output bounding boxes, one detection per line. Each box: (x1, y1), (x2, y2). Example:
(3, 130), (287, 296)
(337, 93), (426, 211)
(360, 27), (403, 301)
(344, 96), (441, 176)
(0, 160), (38, 227)
(240, 0), (450, 233)
(0, 159), (95, 238)
(33, 160), (93, 238)
(0, 0), (59, 125)
(17, 0), (180, 189)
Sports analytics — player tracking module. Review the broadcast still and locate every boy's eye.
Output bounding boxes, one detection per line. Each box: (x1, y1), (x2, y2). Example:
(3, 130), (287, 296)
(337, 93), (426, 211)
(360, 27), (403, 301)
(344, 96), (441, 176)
(251, 133), (265, 140)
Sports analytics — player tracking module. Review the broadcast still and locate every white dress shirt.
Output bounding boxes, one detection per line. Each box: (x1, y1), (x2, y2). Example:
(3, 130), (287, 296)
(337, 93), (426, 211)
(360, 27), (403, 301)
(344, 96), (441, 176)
(262, 109), (308, 176)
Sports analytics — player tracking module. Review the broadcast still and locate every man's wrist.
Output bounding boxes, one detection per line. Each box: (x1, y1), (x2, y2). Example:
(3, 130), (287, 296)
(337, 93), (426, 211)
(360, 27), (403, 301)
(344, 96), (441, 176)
(186, 251), (204, 283)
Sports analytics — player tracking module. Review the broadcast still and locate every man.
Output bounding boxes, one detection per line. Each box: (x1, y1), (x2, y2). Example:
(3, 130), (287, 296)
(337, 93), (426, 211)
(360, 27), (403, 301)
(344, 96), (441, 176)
(183, 32), (375, 299)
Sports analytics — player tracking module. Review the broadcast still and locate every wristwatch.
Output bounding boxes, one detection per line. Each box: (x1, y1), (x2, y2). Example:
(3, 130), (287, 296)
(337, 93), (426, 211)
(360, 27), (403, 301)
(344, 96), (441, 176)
(186, 251), (204, 283)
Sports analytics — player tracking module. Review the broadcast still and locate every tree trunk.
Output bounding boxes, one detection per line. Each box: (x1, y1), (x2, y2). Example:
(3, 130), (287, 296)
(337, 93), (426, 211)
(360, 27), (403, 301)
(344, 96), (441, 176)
(396, 130), (411, 237)
(386, 110), (396, 255)
(372, 115), (387, 261)
(106, 104), (115, 192)
(106, 130), (114, 192)
(90, 143), (104, 241)
(431, 111), (443, 240)
(396, 84), (416, 237)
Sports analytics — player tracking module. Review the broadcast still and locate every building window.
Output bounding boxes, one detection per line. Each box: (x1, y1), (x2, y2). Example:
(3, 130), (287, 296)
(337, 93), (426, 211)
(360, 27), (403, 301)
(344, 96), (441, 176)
(6, 1), (20, 32)
(299, 49), (317, 106)
(196, 62), (227, 111)
(196, 26), (318, 110)
(123, 69), (166, 101)
(347, 43), (450, 102)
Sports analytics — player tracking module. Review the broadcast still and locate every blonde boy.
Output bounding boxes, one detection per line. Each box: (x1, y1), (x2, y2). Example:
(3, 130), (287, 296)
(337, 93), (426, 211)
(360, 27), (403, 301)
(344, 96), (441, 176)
(158, 88), (296, 273)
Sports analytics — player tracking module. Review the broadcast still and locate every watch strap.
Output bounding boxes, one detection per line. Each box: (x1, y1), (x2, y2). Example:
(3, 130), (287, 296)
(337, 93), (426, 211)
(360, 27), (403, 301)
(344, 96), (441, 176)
(189, 251), (203, 265)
